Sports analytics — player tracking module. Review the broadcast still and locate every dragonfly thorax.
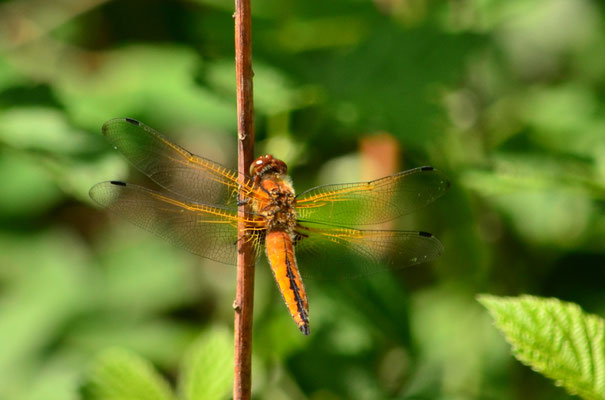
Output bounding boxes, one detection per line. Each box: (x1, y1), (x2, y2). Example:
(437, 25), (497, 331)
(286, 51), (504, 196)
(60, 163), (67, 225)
(252, 173), (297, 232)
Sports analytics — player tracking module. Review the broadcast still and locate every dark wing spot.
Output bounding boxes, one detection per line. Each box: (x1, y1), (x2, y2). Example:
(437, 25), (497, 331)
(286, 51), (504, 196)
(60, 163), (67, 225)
(110, 181), (127, 186)
(420, 166), (434, 171)
(125, 118), (140, 125)
(419, 231), (433, 237)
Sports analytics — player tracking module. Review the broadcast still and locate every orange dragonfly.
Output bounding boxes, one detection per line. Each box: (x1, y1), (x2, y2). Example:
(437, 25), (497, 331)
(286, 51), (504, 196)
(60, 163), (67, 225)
(90, 118), (450, 335)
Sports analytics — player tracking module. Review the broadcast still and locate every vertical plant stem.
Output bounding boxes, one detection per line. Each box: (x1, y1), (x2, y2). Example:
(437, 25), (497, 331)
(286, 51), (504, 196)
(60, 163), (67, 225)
(233, 0), (255, 399)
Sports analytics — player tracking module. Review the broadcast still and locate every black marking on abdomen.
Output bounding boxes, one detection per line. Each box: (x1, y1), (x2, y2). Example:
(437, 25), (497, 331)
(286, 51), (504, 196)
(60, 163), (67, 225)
(420, 166), (434, 171)
(110, 181), (127, 186)
(418, 231), (433, 238)
(283, 236), (309, 335)
(125, 118), (140, 125)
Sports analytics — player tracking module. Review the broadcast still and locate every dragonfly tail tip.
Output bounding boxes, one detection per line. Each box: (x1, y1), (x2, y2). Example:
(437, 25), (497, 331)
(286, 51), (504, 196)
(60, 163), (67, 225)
(299, 324), (310, 336)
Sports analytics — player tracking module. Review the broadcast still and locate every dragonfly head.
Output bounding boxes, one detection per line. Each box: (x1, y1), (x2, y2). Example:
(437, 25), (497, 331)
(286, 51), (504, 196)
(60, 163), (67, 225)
(250, 154), (288, 177)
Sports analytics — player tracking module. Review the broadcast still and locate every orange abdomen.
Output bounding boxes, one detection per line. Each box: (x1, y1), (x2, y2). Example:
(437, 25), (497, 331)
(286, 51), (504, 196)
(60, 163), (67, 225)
(265, 230), (310, 335)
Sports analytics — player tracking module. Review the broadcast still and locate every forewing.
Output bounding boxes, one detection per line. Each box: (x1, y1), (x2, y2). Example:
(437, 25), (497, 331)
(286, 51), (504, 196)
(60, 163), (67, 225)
(89, 181), (265, 265)
(102, 118), (255, 207)
(295, 166), (450, 226)
(294, 221), (443, 279)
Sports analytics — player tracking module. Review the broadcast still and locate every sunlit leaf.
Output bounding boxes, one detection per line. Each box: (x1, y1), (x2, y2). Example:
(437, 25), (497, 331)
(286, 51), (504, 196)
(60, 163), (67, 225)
(480, 295), (605, 400)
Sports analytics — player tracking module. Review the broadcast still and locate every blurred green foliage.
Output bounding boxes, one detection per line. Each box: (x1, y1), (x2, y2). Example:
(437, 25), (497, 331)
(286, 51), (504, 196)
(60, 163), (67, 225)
(81, 328), (233, 400)
(0, 0), (603, 399)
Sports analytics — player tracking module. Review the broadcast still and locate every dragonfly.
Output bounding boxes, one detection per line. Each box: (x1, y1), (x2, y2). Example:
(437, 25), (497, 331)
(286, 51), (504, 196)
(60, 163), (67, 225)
(90, 118), (450, 335)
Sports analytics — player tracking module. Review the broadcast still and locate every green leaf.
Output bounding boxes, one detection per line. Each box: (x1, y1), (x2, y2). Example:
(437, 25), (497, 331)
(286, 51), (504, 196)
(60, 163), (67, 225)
(178, 327), (233, 400)
(0, 229), (90, 374)
(0, 150), (63, 217)
(0, 107), (96, 155)
(53, 45), (234, 131)
(82, 348), (176, 400)
(479, 295), (605, 400)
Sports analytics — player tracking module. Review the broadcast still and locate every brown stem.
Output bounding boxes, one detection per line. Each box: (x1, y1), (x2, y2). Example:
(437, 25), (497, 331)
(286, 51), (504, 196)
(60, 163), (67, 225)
(233, 0), (255, 399)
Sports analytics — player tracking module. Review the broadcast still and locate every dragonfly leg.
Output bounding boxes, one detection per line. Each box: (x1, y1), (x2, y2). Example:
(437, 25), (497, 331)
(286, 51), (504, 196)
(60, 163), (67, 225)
(292, 230), (309, 245)
(236, 184), (249, 206)
(235, 233), (248, 245)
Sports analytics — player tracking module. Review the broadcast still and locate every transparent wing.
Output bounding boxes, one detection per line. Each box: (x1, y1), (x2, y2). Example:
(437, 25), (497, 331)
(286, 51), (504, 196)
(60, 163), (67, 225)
(89, 181), (265, 265)
(295, 166), (450, 226)
(102, 118), (255, 208)
(293, 221), (443, 279)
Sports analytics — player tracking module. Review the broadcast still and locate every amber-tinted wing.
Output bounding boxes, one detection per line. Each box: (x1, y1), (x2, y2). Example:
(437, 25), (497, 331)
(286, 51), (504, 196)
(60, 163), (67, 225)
(89, 181), (265, 265)
(293, 221), (443, 279)
(102, 118), (255, 208)
(295, 166), (449, 226)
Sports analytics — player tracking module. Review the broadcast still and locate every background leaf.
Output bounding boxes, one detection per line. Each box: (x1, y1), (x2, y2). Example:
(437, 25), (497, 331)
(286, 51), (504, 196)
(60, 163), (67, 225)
(479, 295), (605, 400)
(178, 327), (234, 400)
(82, 348), (176, 400)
